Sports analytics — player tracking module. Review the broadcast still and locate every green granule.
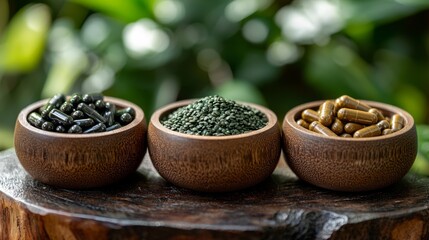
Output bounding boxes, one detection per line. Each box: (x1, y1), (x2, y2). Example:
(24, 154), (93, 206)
(162, 95), (268, 136)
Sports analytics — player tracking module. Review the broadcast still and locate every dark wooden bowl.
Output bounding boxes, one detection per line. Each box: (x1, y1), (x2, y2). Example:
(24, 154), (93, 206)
(148, 100), (282, 192)
(282, 100), (417, 192)
(14, 97), (147, 189)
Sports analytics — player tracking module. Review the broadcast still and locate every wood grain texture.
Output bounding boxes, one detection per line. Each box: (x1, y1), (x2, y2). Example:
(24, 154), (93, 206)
(283, 100), (417, 192)
(1, 149), (429, 239)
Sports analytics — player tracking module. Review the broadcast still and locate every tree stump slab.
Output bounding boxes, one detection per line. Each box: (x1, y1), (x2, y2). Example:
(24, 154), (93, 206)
(1, 148), (429, 239)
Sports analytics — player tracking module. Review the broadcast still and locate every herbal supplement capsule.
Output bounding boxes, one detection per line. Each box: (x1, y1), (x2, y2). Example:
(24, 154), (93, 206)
(105, 102), (116, 112)
(119, 113), (133, 124)
(48, 93), (66, 108)
(104, 111), (115, 126)
(391, 114), (405, 132)
(330, 117), (344, 135)
(40, 104), (55, 118)
(344, 122), (365, 134)
(337, 108), (378, 125)
(116, 107), (136, 118)
(82, 94), (93, 104)
(353, 120), (389, 138)
(301, 109), (319, 123)
(73, 118), (95, 128)
(48, 109), (74, 126)
(27, 112), (45, 128)
(60, 101), (74, 114)
(383, 129), (393, 135)
(68, 125), (83, 133)
(335, 95), (371, 111)
(84, 123), (106, 133)
(309, 121), (338, 137)
(297, 119), (310, 129)
(77, 103), (107, 123)
(368, 108), (385, 121)
(319, 100), (335, 126)
(69, 93), (83, 107)
(106, 123), (122, 131)
(71, 110), (84, 119)
(56, 125), (66, 133)
(41, 121), (55, 131)
(89, 103), (96, 109)
(95, 100), (106, 110)
(86, 93), (103, 102)
(340, 133), (352, 138)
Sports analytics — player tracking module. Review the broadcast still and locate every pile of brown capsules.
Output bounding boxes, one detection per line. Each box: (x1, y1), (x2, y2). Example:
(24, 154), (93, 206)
(27, 93), (135, 133)
(297, 95), (405, 138)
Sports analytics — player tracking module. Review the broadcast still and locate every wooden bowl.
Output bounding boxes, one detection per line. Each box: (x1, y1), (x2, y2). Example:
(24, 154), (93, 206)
(148, 100), (282, 192)
(14, 97), (147, 189)
(282, 100), (417, 192)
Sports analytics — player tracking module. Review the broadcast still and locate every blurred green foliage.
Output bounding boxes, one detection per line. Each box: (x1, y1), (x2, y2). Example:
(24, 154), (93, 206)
(1, 0), (429, 174)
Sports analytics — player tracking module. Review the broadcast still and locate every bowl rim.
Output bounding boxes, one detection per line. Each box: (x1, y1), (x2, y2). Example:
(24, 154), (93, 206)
(150, 99), (278, 140)
(17, 96), (145, 138)
(283, 99), (415, 142)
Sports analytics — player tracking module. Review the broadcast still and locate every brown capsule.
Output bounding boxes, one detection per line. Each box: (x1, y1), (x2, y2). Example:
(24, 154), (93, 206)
(297, 119), (310, 129)
(330, 117), (344, 135)
(368, 108), (385, 121)
(344, 122), (365, 134)
(376, 119), (390, 130)
(335, 95), (371, 111)
(382, 129), (393, 135)
(337, 108), (378, 125)
(353, 125), (381, 138)
(301, 109), (319, 123)
(340, 133), (352, 138)
(391, 114), (405, 132)
(353, 120), (390, 138)
(309, 121), (338, 137)
(319, 100), (335, 126)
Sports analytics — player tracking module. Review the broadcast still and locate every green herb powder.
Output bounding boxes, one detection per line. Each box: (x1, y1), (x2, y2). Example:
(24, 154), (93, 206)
(162, 95), (268, 136)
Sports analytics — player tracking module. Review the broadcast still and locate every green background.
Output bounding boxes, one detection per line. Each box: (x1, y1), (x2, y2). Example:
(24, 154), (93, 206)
(2, 0), (429, 174)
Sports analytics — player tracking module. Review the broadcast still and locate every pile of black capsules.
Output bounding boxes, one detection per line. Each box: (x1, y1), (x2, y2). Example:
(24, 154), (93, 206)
(27, 93), (135, 133)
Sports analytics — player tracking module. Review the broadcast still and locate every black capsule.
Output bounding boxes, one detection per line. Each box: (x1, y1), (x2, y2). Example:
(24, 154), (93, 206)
(40, 104), (55, 118)
(89, 93), (104, 101)
(95, 100), (106, 110)
(106, 123), (122, 131)
(104, 111), (115, 126)
(48, 109), (74, 126)
(77, 103), (107, 123)
(56, 125), (66, 133)
(27, 112), (45, 128)
(60, 101), (74, 114)
(82, 94), (93, 103)
(84, 123), (106, 133)
(71, 110), (84, 119)
(89, 103), (96, 109)
(105, 102), (116, 112)
(116, 107), (135, 118)
(47, 93), (66, 108)
(73, 118), (94, 128)
(119, 113), (133, 124)
(68, 125), (83, 133)
(41, 122), (55, 131)
(69, 93), (82, 107)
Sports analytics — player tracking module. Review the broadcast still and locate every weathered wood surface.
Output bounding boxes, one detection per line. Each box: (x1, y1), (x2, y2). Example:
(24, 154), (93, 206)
(1, 148), (429, 240)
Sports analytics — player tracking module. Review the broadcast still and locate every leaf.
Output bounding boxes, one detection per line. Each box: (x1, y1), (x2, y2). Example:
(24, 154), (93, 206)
(70, 0), (154, 22)
(345, 0), (429, 25)
(0, 4), (51, 72)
